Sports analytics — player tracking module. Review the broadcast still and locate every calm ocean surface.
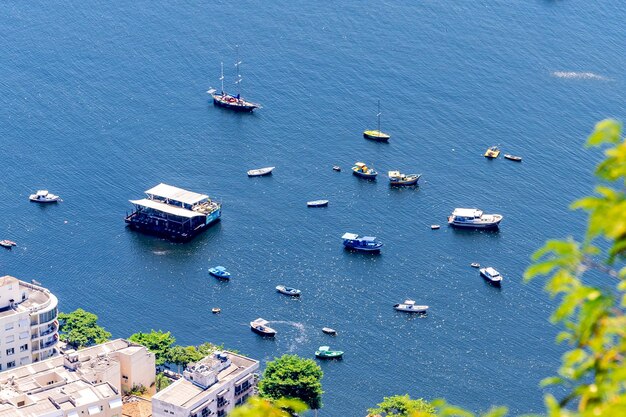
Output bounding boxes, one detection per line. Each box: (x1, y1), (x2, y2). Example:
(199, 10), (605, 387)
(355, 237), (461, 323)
(1, 1), (625, 415)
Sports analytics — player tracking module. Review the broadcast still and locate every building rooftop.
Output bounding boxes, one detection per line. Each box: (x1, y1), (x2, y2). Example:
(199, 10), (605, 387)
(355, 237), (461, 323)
(0, 276), (57, 318)
(152, 351), (258, 408)
(0, 339), (146, 417)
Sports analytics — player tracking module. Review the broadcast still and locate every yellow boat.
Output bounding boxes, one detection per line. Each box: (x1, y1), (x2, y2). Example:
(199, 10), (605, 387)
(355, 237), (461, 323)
(363, 100), (390, 142)
(484, 146), (500, 158)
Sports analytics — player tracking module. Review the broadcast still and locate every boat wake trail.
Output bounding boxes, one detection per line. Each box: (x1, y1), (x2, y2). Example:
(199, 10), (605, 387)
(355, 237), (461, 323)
(269, 321), (307, 351)
(551, 71), (609, 81)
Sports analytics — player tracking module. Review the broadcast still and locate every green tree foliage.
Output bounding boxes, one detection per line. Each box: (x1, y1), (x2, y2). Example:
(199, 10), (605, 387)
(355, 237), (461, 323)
(128, 330), (176, 366)
(258, 354), (324, 411)
(368, 395), (435, 417)
(155, 372), (171, 392)
(229, 396), (308, 417)
(58, 308), (111, 349)
(417, 119), (626, 417)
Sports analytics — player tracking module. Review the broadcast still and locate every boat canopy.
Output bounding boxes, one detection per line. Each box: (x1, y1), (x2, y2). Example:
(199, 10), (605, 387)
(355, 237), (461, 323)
(130, 199), (206, 218)
(342, 233), (359, 240)
(212, 266), (226, 271)
(145, 183), (209, 205)
(452, 208), (482, 218)
(361, 236), (377, 242)
(484, 267), (500, 276)
(388, 171), (401, 177)
(36, 190), (49, 196)
(354, 162), (366, 168)
(318, 346), (330, 351)
(252, 318), (269, 325)
(404, 300), (415, 305)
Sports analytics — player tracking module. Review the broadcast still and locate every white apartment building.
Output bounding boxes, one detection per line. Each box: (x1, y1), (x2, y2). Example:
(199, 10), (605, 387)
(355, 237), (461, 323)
(152, 351), (259, 417)
(0, 276), (59, 370)
(0, 338), (156, 417)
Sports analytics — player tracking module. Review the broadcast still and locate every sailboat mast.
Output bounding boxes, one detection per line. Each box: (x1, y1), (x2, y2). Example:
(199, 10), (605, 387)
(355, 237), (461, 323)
(377, 100), (381, 133)
(235, 45), (242, 97)
(219, 62), (224, 94)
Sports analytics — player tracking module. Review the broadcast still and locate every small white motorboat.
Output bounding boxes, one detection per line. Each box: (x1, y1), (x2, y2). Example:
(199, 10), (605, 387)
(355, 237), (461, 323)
(211, 307), (221, 314)
(247, 167), (275, 177)
(29, 190), (61, 203)
(0, 240), (17, 248)
(394, 300), (429, 313)
(470, 263), (480, 268)
(431, 225), (440, 230)
(307, 200), (329, 207)
(480, 267), (503, 285)
(333, 166), (341, 172)
(322, 327), (337, 336)
(250, 318), (276, 337)
(276, 285), (301, 297)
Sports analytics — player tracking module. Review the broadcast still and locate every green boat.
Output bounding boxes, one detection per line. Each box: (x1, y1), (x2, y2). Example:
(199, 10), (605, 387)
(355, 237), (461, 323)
(315, 346), (344, 359)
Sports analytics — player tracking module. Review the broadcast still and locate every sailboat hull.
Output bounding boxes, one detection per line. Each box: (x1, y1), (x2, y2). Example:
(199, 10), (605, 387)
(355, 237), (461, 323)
(213, 96), (258, 112)
(363, 130), (390, 142)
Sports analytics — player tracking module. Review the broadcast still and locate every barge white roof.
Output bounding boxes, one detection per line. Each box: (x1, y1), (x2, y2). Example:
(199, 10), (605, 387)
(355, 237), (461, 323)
(145, 183), (208, 205)
(452, 208), (482, 217)
(130, 199), (206, 218)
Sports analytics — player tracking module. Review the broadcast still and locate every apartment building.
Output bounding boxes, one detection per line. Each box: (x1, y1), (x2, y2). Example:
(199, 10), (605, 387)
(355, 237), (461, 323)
(0, 338), (155, 417)
(152, 351), (259, 417)
(0, 275), (59, 370)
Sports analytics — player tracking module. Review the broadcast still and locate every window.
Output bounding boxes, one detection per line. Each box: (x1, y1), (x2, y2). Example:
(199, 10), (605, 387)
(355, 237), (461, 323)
(4, 323), (13, 331)
(19, 344), (28, 352)
(6, 335), (14, 343)
(7, 361), (15, 368)
(19, 332), (28, 340)
(6, 348), (14, 356)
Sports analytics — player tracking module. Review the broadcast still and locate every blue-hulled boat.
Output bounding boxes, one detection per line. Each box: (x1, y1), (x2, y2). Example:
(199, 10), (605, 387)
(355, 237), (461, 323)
(209, 266), (231, 280)
(352, 162), (378, 179)
(207, 55), (260, 113)
(341, 233), (383, 252)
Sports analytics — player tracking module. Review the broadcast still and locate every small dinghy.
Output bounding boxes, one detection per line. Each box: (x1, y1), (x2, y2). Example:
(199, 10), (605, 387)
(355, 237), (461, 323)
(307, 200), (329, 207)
(211, 307), (221, 314)
(276, 285), (301, 297)
(322, 327), (337, 336)
(504, 154), (522, 162)
(0, 240), (17, 248)
(480, 267), (503, 285)
(333, 166), (341, 172)
(470, 262), (480, 268)
(209, 266), (231, 280)
(431, 225), (440, 230)
(315, 346), (344, 359)
(247, 166), (275, 177)
(29, 190), (61, 203)
(394, 300), (429, 313)
(250, 318), (276, 337)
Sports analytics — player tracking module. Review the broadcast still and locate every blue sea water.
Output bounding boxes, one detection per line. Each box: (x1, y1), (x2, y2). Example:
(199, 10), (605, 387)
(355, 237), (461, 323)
(1, 0), (625, 415)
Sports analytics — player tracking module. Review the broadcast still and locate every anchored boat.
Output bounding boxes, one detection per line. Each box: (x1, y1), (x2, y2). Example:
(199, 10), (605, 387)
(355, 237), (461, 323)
(394, 300), (429, 313)
(448, 208), (503, 230)
(315, 346), (344, 359)
(352, 162), (378, 179)
(322, 327), (337, 336)
(480, 267), (503, 285)
(247, 167), (274, 177)
(250, 318), (276, 337)
(29, 190), (61, 203)
(388, 171), (421, 186)
(208, 49), (260, 112)
(276, 285), (301, 297)
(484, 146), (500, 158)
(307, 200), (328, 207)
(209, 266), (231, 280)
(363, 100), (390, 142)
(125, 183), (221, 242)
(342, 233), (383, 252)
(504, 154), (522, 162)
(0, 240), (17, 248)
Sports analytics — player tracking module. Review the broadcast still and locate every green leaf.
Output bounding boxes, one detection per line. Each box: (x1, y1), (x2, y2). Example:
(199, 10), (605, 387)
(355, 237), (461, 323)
(586, 119), (622, 146)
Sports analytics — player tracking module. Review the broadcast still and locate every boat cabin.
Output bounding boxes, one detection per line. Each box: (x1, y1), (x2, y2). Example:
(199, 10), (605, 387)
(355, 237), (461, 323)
(451, 208), (483, 220)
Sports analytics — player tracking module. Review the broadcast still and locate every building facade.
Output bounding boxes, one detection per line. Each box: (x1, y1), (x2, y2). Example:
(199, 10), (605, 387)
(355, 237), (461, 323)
(0, 338), (155, 417)
(151, 351), (259, 417)
(0, 276), (59, 370)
